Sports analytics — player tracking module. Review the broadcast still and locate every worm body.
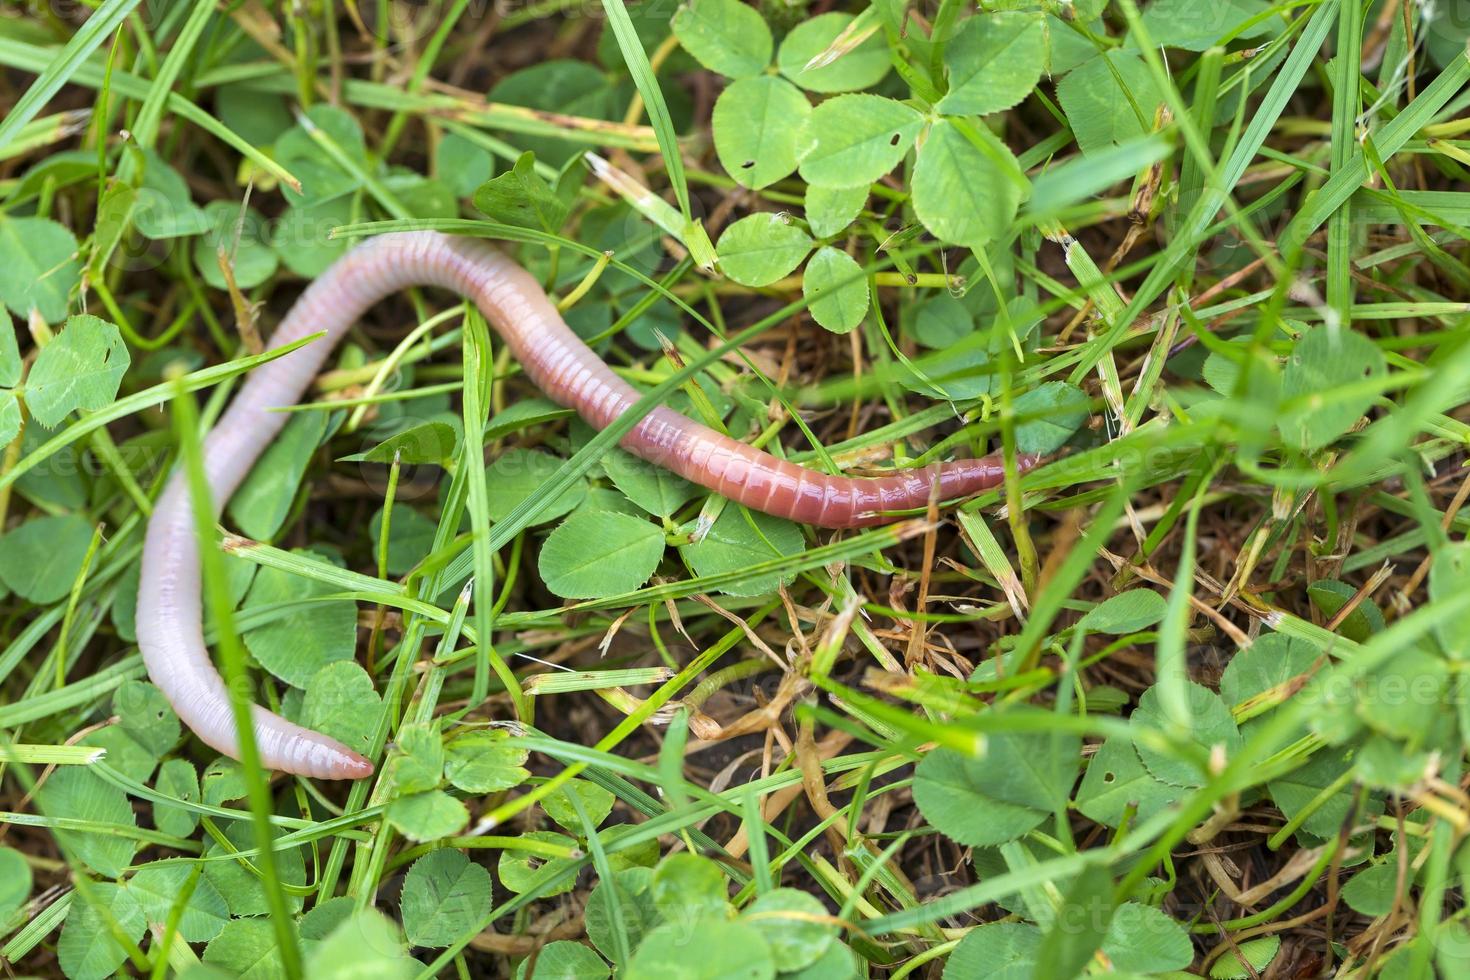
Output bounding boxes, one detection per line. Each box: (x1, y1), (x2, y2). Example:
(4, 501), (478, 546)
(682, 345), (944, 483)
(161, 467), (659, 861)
(137, 232), (1038, 779)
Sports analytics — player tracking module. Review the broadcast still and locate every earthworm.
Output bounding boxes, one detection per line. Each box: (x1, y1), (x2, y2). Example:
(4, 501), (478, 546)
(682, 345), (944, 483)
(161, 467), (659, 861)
(137, 231), (1040, 779)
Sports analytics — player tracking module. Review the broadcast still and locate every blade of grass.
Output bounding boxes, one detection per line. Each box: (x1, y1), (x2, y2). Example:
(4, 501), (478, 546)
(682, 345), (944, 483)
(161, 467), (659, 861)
(460, 308), (526, 718)
(598, 0), (715, 268)
(169, 374), (302, 980)
(0, 744), (106, 765)
(128, 0), (214, 149)
(1326, 0), (1365, 319)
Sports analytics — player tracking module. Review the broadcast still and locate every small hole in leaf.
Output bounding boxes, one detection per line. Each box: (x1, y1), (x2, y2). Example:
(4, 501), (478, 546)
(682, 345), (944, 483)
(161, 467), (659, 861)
(741, 160), (755, 169)
(1102, 771), (1116, 783)
(890, 133), (901, 145)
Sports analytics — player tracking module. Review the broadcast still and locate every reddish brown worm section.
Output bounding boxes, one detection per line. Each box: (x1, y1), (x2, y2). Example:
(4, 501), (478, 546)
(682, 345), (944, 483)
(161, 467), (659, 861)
(137, 232), (1039, 779)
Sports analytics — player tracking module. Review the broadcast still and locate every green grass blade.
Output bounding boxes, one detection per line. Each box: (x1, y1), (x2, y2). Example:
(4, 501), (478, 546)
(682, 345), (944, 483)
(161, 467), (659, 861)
(169, 378), (303, 980)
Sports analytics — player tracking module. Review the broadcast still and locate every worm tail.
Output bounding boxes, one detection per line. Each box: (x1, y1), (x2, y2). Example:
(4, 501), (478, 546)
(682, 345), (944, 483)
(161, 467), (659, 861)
(622, 414), (1042, 527)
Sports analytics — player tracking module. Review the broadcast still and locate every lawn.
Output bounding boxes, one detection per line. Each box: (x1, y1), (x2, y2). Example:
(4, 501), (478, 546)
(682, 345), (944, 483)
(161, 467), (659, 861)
(2, 0), (1470, 977)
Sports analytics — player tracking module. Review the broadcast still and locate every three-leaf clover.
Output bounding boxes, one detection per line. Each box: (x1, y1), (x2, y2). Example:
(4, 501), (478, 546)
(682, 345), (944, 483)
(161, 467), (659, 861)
(679, 1), (1039, 334)
(0, 309), (131, 447)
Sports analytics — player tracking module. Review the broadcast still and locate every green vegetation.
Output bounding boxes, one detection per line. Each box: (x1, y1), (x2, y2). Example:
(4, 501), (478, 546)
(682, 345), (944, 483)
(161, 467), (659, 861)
(2, 0), (1470, 976)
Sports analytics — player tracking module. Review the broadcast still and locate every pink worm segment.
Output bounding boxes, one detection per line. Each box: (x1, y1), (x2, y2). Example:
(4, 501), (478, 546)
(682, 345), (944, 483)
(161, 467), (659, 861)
(137, 231), (1039, 779)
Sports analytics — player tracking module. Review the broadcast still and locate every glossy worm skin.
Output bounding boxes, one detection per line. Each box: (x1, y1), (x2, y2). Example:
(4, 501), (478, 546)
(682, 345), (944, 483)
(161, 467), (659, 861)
(137, 231), (1040, 779)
